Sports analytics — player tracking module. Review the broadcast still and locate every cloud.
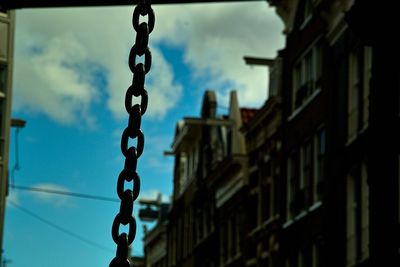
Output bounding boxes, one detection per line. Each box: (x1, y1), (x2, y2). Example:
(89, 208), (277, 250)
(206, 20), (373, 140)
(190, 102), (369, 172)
(27, 183), (74, 207)
(107, 46), (183, 120)
(13, 7), (182, 124)
(13, 3), (283, 125)
(13, 31), (100, 127)
(152, 3), (285, 107)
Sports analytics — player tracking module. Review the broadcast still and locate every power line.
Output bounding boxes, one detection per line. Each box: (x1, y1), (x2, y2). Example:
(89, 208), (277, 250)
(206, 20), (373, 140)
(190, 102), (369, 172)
(8, 200), (114, 253)
(9, 186), (145, 255)
(11, 184), (120, 203)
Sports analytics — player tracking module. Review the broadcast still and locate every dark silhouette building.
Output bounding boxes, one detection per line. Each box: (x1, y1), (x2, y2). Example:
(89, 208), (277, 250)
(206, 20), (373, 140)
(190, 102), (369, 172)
(141, 1), (400, 267)
(165, 90), (253, 267)
(270, 0), (399, 266)
(139, 194), (170, 267)
(240, 57), (282, 267)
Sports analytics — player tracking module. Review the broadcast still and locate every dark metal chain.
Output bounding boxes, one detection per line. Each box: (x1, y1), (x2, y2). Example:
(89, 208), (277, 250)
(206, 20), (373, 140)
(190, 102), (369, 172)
(109, 1), (154, 266)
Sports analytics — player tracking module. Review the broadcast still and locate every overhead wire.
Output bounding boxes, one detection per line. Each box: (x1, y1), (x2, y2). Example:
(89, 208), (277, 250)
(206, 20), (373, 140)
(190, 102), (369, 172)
(8, 200), (114, 253)
(11, 184), (120, 203)
(8, 126), (143, 256)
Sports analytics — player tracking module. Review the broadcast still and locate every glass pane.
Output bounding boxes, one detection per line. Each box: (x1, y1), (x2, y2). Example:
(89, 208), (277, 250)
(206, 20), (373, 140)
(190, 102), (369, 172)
(0, 65), (6, 92)
(0, 22), (8, 60)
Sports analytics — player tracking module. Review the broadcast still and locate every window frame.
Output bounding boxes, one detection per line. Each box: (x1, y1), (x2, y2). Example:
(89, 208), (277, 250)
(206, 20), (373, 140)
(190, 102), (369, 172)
(313, 127), (325, 202)
(291, 38), (323, 115)
(347, 47), (372, 143)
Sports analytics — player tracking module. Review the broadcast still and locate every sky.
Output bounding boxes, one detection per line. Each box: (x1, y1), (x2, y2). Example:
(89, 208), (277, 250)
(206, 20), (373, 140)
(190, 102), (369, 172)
(4, 2), (284, 267)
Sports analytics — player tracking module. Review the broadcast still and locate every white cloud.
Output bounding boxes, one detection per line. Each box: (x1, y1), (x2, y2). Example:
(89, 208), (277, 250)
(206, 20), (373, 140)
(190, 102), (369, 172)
(14, 7), (183, 124)
(13, 30), (99, 127)
(27, 183), (74, 208)
(152, 3), (285, 107)
(13, 3), (283, 125)
(107, 46), (183, 120)
(14, 3), (283, 124)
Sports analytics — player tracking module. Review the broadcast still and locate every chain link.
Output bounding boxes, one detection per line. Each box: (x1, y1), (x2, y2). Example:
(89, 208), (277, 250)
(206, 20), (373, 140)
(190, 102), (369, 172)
(109, 1), (154, 266)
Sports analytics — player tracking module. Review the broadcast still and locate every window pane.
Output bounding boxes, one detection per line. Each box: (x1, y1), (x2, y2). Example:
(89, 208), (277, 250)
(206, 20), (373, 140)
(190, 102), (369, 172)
(305, 52), (313, 95)
(0, 64), (6, 92)
(0, 22), (8, 60)
(348, 52), (360, 140)
(362, 47), (372, 128)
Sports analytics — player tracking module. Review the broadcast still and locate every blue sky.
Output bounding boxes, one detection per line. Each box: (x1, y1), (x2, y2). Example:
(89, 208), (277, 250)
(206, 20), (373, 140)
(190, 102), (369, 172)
(4, 3), (283, 267)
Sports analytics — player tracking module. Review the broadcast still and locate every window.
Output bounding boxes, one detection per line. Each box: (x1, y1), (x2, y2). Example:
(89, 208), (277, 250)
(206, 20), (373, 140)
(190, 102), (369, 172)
(249, 170), (259, 191)
(178, 216), (183, 260)
(0, 64), (6, 92)
(362, 48), (372, 127)
(347, 47), (372, 142)
(0, 65), (6, 159)
(229, 215), (239, 258)
(172, 225), (177, 265)
(261, 158), (272, 178)
(300, 0), (313, 28)
(262, 157), (273, 222)
(249, 193), (259, 230)
(299, 247), (312, 267)
(262, 182), (272, 221)
(249, 150), (258, 167)
(220, 220), (228, 263)
(274, 167), (280, 216)
(348, 51), (360, 140)
(183, 212), (187, 257)
(0, 22), (8, 60)
(197, 209), (203, 242)
(298, 250), (304, 267)
(178, 153), (187, 194)
(346, 163), (369, 266)
(287, 129), (325, 222)
(312, 243), (322, 267)
(188, 208), (193, 253)
(287, 151), (300, 219)
(314, 128), (325, 202)
(301, 140), (313, 207)
(205, 204), (213, 236)
(303, 0), (312, 20)
(292, 42), (322, 112)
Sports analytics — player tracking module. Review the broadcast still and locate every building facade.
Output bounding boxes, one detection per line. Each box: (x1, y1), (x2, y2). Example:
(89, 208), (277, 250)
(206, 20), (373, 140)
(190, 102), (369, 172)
(0, 7), (14, 263)
(270, 0), (400, 266)
(239, 57), (282, 267)
(141, 1), (400, 266)
(165, 90), (256, 267)
(140, 197), (170, 267)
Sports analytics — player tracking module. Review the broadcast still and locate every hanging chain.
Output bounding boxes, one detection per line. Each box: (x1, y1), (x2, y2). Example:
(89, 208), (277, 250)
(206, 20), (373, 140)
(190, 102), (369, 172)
(109, 1), (154, 266)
